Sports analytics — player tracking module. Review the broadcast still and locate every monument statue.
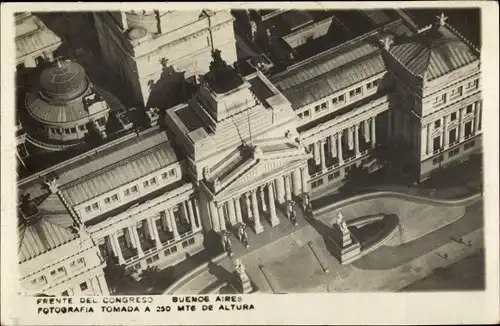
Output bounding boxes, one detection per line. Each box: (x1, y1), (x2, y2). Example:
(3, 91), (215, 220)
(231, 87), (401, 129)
(336, 212), (348, 232)
(234, 258), (247, 278)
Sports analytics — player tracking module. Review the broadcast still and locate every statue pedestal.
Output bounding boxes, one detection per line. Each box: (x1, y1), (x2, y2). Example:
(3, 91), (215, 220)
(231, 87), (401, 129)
(234, 271), (253, 294)
(330, 225), (361, 265)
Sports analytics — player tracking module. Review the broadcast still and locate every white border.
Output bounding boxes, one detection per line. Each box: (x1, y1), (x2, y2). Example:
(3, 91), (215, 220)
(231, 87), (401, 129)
(1, 2), (499, 325)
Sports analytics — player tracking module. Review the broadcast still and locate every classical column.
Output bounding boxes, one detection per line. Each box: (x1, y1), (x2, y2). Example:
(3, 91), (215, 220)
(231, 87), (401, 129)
(337, 132), (344, 164)
(161, 211), (171, 232)
(426, 123), (432, 154)
(314, 141), (321, 165)
(320, 139), (327, 171)
(227, 199), (237, 226)
(168, 208), (180, 239)
(187, 199), (197, 230)
(474, 101), (481, 132)
(234, 197), (243, 223)
(131, 225), (145, 257)
(329, 134), (337, 158)
(217, 204), (226, 231)
(443, 115), (449, 148)
(348, 126), (354, 150)
(292, 169), (302, 195)
(193, 200), (201, 228)
(354, 123), (360, 156)
(127, 226), (137, 249)
(387, 110), (392, 137)
(149, 217), (162, 249)
(111, 233), (125, 264)
(267, 182), (279, 227)
(181, 201), (189, 224)
(251, 190), (263, 234)
(98, 274), (110, 296)
(275, 176), (285, 203)
(245, 193), (253, 219)
(208, 201), (220, 232)
(259, 187), (267, 212)
(364, 119), (370, 142)
(146, 216), (156, 242)
(301, 167), (309, 194)
(421, 125), (427, 157)
(371, 117), (376, 148)
(284, 174), (292, 201)
(458, 108), (465, 141)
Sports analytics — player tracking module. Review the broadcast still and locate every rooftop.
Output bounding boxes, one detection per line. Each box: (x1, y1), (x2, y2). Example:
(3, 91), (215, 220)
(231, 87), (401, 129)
(18, 127), (175, 202)
(388, 22), (480, 81)
(15, 14), (62, 60)
(18, 192), (78, 263)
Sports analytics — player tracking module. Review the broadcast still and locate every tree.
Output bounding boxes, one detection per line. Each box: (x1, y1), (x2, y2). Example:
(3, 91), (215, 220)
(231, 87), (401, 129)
(103, 257), (129, 294)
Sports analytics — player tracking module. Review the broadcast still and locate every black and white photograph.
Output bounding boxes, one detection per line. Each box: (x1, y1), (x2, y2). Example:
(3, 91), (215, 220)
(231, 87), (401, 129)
(1, 2), (499, 325)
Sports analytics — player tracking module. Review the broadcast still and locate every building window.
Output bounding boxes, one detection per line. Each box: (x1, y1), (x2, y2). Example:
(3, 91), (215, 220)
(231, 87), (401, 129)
(311, 178), (324, 189)
(161, 172), (169, 179)
(168, 169), (176, 177)
(131, 185), (139, 193)
(85, 205), (92, 213)
(149, 178), (157, 186)
(333, 171), (340, 178)
(328, 174), (335, 181)
(465, 79), (479, 90)
(70, 258), (86, 270)
(64, 128), (71, 134)
(332, 94), (345, 105)
(464, 140), (475, 150)
(50, 267), (67, 278)
(451, 112), (457, 121)
(349, 87), (362, 98)
(466, 104), (473, 114)
(434, 119), (441, 128)
(79, 125), (86, 131)
(450, 86), (463, 98)
(61, 290), (69, 296)
(367, 79), (379, 90)
(448, 148), (460, 158)
(70, 127), (77, 133)
(314, 102), (327, 113)
(80, 282), (88, 291)
(303, 110), (310, 117)
(55, 128), (62, 135)
(104, 197), (111, 204)
(449, 129), (457, 144)
(434, 93), (446, 105)
(124, 189), (130, 196)
(143, 180), (150, 189)
(32, 276), (47, 285)
(164, 245), (178, 257)
(298, 113), (303, 119)
(97, 117), (106, 126)
(112, 194), (119, 202)
(433, 136), (441, 152)
(464, 121), (473, 137)
(92, 202), (99, 211)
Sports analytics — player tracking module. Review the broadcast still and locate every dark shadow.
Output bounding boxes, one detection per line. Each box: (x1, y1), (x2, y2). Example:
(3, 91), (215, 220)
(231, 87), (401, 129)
(308, 218), (338, 258)
(207, 261), (236, 284)
(146, 59), (188, 110)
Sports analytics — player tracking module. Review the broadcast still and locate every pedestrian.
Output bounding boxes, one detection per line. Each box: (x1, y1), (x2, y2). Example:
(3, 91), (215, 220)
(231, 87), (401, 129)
(242, 229), (249, 248)
(290, 206), (298, 226)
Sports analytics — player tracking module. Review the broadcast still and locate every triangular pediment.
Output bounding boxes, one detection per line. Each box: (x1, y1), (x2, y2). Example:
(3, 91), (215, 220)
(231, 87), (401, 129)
(210, 147), (310, 200)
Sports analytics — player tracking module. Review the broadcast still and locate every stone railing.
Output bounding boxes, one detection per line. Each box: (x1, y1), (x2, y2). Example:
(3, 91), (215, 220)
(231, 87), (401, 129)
(313, 190), (481, 216)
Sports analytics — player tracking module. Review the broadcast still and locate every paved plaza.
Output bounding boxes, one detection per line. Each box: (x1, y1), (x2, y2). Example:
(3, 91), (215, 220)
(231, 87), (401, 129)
(173, 192), (483, 293)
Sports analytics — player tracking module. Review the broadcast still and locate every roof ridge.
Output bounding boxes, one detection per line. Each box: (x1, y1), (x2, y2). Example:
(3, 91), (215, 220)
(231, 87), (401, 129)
(283, 49), (382, 93)
(61, 140), (173, 191)
(274, 18), (403, 79)
(444, 22), (480, 54)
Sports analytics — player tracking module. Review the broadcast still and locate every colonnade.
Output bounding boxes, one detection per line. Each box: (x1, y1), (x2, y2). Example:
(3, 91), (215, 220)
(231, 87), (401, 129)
(309, 117), (377, 172)
(104, 197), (201, 265)
(421, 100), (482, 156)
(209, 167), (310, 234)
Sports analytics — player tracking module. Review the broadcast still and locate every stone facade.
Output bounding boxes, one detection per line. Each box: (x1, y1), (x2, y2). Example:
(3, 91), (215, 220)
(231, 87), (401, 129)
(93, 10), (238, 108)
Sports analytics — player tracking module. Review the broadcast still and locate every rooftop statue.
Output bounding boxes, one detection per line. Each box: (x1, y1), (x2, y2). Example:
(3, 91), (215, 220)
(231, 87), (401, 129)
(206, 49), (244, 94)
